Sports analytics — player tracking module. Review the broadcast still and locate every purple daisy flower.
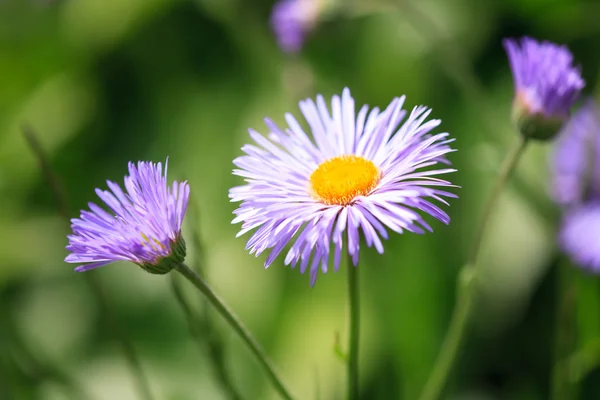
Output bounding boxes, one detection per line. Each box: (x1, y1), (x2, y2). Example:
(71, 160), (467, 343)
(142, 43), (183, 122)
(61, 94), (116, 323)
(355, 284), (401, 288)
(560, 204), (600, 271)
(270, 0), (323, 53)
(551, 100), (600, 206)
(230, 88), (457, 285)
(66, 160), (190, 274)
(504, 37), (584, 119)
(552, 100), (600, 271)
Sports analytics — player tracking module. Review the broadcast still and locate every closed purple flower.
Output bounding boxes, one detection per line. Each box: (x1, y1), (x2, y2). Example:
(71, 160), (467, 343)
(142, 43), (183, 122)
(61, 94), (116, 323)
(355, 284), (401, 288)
(230, 88), (457, 285)
(552, 100), (600, 271)
(66, 160), (189, 274)
(504, 37), (584, 140)
(504, 37), (584, 118)
(270, 0), (323, 53)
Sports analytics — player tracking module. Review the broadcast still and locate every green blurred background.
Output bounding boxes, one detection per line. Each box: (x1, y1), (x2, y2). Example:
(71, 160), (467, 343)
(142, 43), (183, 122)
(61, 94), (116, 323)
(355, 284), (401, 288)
(2, 0), (600, 399)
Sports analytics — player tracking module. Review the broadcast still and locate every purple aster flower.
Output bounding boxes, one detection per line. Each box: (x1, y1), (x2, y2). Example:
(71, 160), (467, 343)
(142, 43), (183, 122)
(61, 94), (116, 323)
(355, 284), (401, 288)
(552, 100), (600, 271)
(551, 100), (600, 206)
(229, 88), (457, 285)
(560, 204), (600, 271)
(270, 0), (323, 53)
(504, 37), (584, 140)
(66, 160), (190, 274)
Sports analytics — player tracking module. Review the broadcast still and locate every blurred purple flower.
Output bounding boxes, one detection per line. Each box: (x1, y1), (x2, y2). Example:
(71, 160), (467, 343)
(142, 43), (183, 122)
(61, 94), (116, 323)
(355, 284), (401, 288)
(229, 88), (457, 285)
(270, 0), (323, 53)
(66, 160), (189, 274)
(551, 100), (600, 206)
(552, 100), (600, 271)
(504, 37), (584, 120)
(560, 204), (600, 271)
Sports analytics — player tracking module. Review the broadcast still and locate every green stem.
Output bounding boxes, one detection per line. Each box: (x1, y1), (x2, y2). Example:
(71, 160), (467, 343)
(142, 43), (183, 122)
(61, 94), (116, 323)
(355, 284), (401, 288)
(468, 135), (529, 267)
(551, 258), (578, 400)
(174, 262), (295, 400)
(85, 274), (154, 400)
(170, 274), (243, 400)
(347, 255), (360, 400)
(181, 203), (243, 400)
(23, 125), (154, 400)
(569, 269), (600, 385)
(418, 269), (475, 400)
(419, 135), (529, 400)
(568, 338), (600, 385)
(1, 303), (92, 400)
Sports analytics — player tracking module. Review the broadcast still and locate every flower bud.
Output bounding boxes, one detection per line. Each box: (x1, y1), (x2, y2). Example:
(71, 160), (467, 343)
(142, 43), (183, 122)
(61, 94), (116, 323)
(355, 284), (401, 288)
(504, 37), (584, 141)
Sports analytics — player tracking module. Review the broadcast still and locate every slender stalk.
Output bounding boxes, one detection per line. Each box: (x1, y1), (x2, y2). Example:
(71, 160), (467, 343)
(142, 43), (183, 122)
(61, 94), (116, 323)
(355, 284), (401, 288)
(170, 274), (243, 400)
(174, 202), (243, 400)
(1, 302), (91, 400)
(85, 274), (154, 400)
(418, 269), (475, 400)
(174, 262), (295, 400)
(419, 135), (529, 400)
(23, 125), (154, 400)
(568, 270), (600, 385)
(568, 338), (600, 384)
(22, 125), (71, 220)
(347, 255), (360, 400)
(551, 258), (577, 400)
(468, 135), (529, 267)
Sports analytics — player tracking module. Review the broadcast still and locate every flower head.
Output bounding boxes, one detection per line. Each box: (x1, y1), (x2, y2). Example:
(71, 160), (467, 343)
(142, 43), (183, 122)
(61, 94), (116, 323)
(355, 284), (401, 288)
(504, 37), (584, 140)
(270, 0), (325, 53)
(551, 100), (600, 206)
(230, 88), (457, 285)
(66, 160), (190, 274)
(559, 204), (600, 271)
(552, 100), (600, 271)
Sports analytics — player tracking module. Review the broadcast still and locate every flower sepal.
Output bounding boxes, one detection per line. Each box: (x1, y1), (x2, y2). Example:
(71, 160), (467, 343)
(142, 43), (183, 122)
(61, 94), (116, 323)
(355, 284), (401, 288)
(139, 236), (187, 275)
(512, 97), (567, 141)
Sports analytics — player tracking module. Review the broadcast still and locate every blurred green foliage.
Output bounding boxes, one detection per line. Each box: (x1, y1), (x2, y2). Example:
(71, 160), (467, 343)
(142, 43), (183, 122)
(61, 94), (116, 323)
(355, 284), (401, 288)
(2, 0), (600, 399)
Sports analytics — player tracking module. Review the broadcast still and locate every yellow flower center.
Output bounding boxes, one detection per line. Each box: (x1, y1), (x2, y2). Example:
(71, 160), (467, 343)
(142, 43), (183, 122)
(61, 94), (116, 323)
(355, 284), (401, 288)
(309, 155), (381, 206)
